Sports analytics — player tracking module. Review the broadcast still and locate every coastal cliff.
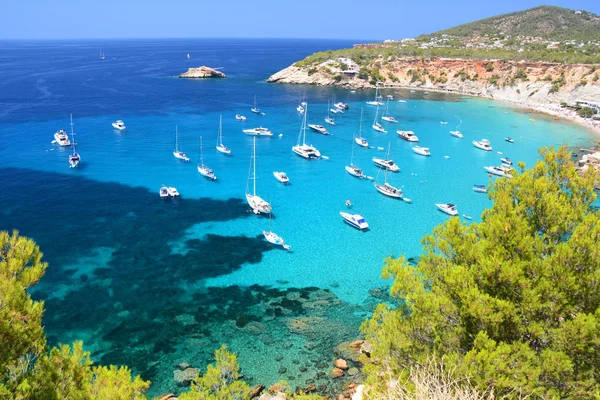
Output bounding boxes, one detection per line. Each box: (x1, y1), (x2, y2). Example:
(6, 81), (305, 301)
(179, 66), (225, 79)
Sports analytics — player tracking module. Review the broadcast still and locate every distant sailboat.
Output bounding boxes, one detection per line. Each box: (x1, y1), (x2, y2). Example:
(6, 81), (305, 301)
(325, 100), (335, 126)
(366, 85), (384, 106)
(355, 109), (368, 147)
(374, 160), (402, 198)
(173, 126), (190, 161)
(198, 136), (216, 180)
(263, 207), (291, 250)
(251, 95), (265, 115)
(345, 129), (365, 179)
(99, 49), (106, 60)
(68, 114), (81, 168)
(292, 103), (321, 159)
(246, 137), (271, 214)
(381, 98), (397, 123)
(187, 53), (190, 59)
(372, 104), (387, 133)
(216, 115), (231, 155)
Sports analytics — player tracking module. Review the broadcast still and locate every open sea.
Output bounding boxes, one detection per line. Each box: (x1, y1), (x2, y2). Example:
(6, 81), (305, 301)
(0, 38), (597, 396)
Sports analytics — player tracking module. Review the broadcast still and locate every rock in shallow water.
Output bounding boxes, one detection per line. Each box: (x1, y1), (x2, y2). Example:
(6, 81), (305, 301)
(178, 66), (225, 78)
(173, 367), (198, 387)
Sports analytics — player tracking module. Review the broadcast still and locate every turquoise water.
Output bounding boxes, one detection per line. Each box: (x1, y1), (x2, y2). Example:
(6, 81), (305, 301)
(0, 39), (596, 396)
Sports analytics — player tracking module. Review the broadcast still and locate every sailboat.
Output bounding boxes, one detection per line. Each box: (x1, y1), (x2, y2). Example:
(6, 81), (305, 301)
(251, 95), (265, 115)
(246, 137), (271, 214)
(372, 104), (387, 133)
(355, 109), (368, 147)
(366, 85), (384, 106)
(216, 115), (231, 155)
(263, 208), (291, 250)
(297, 94), (306, 114)
(173, 126), (190, 161)
(68, 114), (81, 168)
(292, 103), (321, 159)
(374, 160), (402, 198)
(345, 130), (365, 178)
(381, 98), (397, 123)
(372, 142), (400, 172)
(98, 49), (106, 60)
(325, 101), (335, 126)
(198, 136), (217, 180)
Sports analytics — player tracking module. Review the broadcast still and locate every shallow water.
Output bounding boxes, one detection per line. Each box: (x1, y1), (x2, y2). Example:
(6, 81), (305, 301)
(0, 38), (596, 395)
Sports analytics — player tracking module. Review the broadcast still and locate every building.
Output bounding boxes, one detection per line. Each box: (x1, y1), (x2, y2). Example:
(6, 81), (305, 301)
(576, 100), (600, 113)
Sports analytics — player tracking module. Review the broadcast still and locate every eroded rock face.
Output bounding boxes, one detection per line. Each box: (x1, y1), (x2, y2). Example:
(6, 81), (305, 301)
(179, 66), (226, 78)
(173, 367), (198, 387)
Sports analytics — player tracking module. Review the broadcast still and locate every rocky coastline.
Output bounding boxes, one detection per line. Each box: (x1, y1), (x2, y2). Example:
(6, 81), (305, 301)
(179, 66), (225, 79)
(574, 142), (600, 189)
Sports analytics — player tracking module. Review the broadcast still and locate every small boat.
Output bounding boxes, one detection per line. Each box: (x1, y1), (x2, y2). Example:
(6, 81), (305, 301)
(340, 212), (369, 230)
(168, 187), (180, 197)
(505, 137), (514, 143)
(345, 164), (364, 178)
(473, 139), (492, 151)
(334, 102), (349, 110)
(98, 49), (106, 60)
(330, 107), (343, 114)
(397, 130), (419, 142)
(381, 98), (397, 122)
(473, 184), (487, 193)
(273, 171), (289, 184)
(386, 95), (394, 99)
(173, 126), (190, 161)
(243, 127), (273, 136)
(500, 157), (512, 165)
(263, 230), (291, 250)
(68, 114), (81, 168)
(215, 116), (231, 155)
(450, 130), (463, 138)
(112, 120), (126, 130)
(292, 103), (321, 159)
(397, 100), (407, 103)
(297, 101), (306, 114)
(346, 199), (352, 207)
(529, 118), (535, 122)
(308, 124), (329, 135)
(235, 114), (247, 121)
(366, 86), (384, 106)
(435, 203), (458, 216)
(187, 53), (190, 59)
(374, 182), (403, 198)
(440, 121), (448, 125)
(463, 214), (472, 220)
(159, 185), (169, 198)
(484, 165), (512, 178)
(54, 129), (71, 147)
(372, 105), (387, 133)
(410, 90), (416, 93)
(246, 137), (271, 214)
(412, 146), (430, 156)
(355, 109), (368, 147)
(350, 90), (356, 94)
(198, 137), (217, 180)
(251, 95), (263, 114)
(372, 143), (399, 172)
(325, 101), (335, 125)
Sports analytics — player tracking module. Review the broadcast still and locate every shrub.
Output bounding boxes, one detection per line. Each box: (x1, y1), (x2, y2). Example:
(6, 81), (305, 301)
(307, 68), (317, 76)
(485, 62), (494, 72)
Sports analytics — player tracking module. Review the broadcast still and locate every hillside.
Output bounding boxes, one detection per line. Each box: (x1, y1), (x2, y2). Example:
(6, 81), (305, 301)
(431, 6), (600, 42)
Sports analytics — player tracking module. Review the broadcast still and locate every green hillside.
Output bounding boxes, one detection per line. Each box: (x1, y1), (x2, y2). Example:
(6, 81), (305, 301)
(432, 6), (600, 41)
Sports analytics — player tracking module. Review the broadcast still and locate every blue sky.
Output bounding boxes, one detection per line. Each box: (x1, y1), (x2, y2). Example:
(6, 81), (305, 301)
(1, 0), (598, 40)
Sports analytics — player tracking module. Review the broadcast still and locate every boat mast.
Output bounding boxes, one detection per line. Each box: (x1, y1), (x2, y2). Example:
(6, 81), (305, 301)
(374, 104), (379, 125)
(302, 103), (308, 145)
(359, 108), (364, 139)
(69, 113), (76, 153)
(200, 136), (204, 166)
(350, 131), (356, 165)
(175, 125), (178, 152)
(253, 137), (257, 196)
(218, 115), (223, 146)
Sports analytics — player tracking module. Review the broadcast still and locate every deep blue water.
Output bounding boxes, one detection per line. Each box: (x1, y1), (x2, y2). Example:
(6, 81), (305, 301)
(0, 38), (597, 396)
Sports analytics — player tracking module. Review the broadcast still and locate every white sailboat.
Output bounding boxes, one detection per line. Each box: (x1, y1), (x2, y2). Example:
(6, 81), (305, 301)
(198, 136), (217, 180)
(325, 101), (335, 125)
(366, 85), (384, 106)
(263, 210), (291, 250)
(246, 137), (271, 214)
(251, 95), (265, 115)
(98, 49), (106, 60)
(292, 103), (321, 159)
(216, 115), (231, 155)
(297, 94), (306, 114)
(173, 126), (190, 161)
(346, 129), (365, 178)
(372, 104), (387, 133)
(68, 114), (81, 168)
(374, 162), (402, 198)
(381, 98), (397, 123)
(372, 142), (399, 172)
(355, 109), (368, 147)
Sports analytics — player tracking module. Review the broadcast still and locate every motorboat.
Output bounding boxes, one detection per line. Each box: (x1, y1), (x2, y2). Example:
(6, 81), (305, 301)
(374, 182), (403, 198)
(373, 143), (399, 172)
(450, 130), (463, 138)
(473, 184), (487, 193)
(273, 171), (289, 184)
(167, 187), (180, 197)
(500, 157), (512, 165)
(505, 137), (515, 143)
(292, 103), (321, 159)
(173, 126), (190, 161)
(297, 104), (305, 114)
(386, 95), (394, 99)
(484, 165), (512, 178)
(340, 212), (369, 230)
(473, 139), (492, 151)
(54, 129), (71, 147)
(67, 114), (80, 168)
(435, 203), (458, 216)
(308, 124), (329, 135)
(397, 100), (407, 103)
(397, 130), (419, 142)
(112, 120), (126, 130)
(334, 102), (349, 110)
(246, 137), (271, 214)
(197, 137), (217, 180)
(440, 121), (448, 125)
(345, 164), (364, 178)
(160, 185), (169, 198)
(382, 116), (397, 123)
(325, 117), (335, 126)
(263, 231), (291, 250)
(235, 114), (246, 121)
(412, 146), (430, 156)
(330, 107), (343, 114)
(216, 115), (231, 155)
(243, 127), (273, 136)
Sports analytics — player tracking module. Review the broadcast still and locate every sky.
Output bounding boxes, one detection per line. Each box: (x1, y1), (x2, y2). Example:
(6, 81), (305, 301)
(1, 0), (598, 40)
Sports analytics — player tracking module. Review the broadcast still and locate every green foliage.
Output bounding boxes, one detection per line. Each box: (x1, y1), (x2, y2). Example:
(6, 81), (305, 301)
(362, 147), (600, 398)
(90, 365), (150, 399)
(388, 72), (399, 83)
(577, 107), (596, 118)
(485, 62), (495, 72)
(307, 68), (317, 76)
(594, 74), (599, 82)
(578, 78), (588, 87)
(333, 75), (342, 82)
(358, 66), (370, 80)
(544, 74), (553, 81)
(487, 74), (500, 85)
(514, 67), (528, 80)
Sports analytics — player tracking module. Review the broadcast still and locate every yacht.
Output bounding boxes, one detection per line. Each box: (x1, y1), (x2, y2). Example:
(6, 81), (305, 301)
(435, 203), (458, 216)
(334, 102), (349, 110)
(273, 171), (289, 184)
(112, 120), (126, 130)
(330, 107), (343, 114)
(373, 143), (399, 172)
(263, 230), (291, 250)
(297, 100), (306, 114)
(308, 124), (329, 135)
(440, 121), (448, 125)
(292, 103), (321, 159)
(243, 127), (273, 136)
(235, 114), (246, 121)
(473, 139), (492, 151)
(167, 187), (180, 197)
(374, 182), (403, 198)
(505, 137), (515, 143)
(484, 165), (512, 178)
(340, 212), (369, 230)
(173, 126), (190, 161)
(412, 146), (430, 156)
(397, 130), (419, 142)
(68, 114), (80, 168)
(355, 109), (368, 147)
(160, 185), (169, 198)
(473, 184), (487, 193)
(450, 130), (463, 138)
(54, 129), (71, 147)
(197, 136), (217, 180)
(500, 157), (512, 165)
(216, 115), (231, 155)
(246, 137), (272, 214)
(366, 86), (384, 106)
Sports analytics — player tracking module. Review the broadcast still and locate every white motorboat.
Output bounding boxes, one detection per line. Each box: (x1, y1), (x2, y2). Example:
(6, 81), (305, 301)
(382, 116), (397, 123)
(263, 230), (291, 250)
(505, 137), (515, 143)
(366, 86), (384, 106)
(473, 139), (492, 151)
(243, 127), (273, 136)
(292, 103), (321, 159)
(198, 136), (217, 180)
(500, 157), (512, 165)
(246, 137), (271, 214)
(215, 115), (231, 155)
(484, 165), (512, 178)
(330, 107), (343, 114)
(297, 104), (305, 114)
(325, 101), (335, 125)
(334, 102), (349, 110)
(54, 129), (71, 147)
(173, 126), (190, 161)
(160, 185), (169, 198)
(373, 143), (399, 172)
(251, 95), (263, 114)
(412, 146), (430, 156)
(340, 212), (369, 230)
(273, 171), (289, 184)
(68, 114), (81, 168)
(372, 105), (387, 133)
(235, 114), (246, 121)
(397, 130), (419, 142)
(168, 187), (180, 197)
(440, 121), (448, 125)
(473, 184), (487, 193)
(386, 95), (394, 99)
(450, 130), (463, 138)
(308, 124), (329, 135)
(112, 120), (126, 130)
(381, 98), (397, 123)
(397, 99), (407, 103)
(435, 203), (458, 216)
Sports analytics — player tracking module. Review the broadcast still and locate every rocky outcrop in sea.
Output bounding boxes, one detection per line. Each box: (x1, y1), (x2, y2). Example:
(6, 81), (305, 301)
(179, 66), (225, 79)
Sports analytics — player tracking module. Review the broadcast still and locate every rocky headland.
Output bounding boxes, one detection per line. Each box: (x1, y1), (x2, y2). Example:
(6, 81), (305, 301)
(179, 66), (225, 79)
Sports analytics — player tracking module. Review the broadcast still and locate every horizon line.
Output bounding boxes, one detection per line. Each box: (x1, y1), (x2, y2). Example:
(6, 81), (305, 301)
(0, 36), (383, 42)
